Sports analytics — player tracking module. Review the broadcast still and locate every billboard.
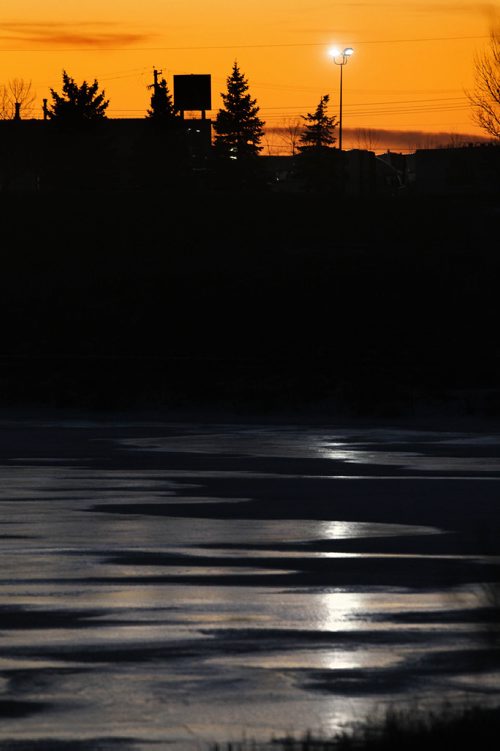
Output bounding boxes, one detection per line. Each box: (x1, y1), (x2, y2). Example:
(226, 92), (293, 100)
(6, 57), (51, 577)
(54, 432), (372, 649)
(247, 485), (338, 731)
(174, 75), (211, 112)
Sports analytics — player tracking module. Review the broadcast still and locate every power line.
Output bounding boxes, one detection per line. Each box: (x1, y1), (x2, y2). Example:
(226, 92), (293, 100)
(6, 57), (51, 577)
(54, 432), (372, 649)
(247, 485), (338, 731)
(109, 94), (468, 110)
(258, 95), (467, 110)
(0, 34), (489, 53)
(108, 95), (471, 119)
(244, 96), (471, 120)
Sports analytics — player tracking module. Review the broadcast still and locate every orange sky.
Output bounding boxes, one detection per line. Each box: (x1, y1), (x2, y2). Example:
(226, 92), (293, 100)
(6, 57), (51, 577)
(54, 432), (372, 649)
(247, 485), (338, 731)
(1, 1), (498, 151)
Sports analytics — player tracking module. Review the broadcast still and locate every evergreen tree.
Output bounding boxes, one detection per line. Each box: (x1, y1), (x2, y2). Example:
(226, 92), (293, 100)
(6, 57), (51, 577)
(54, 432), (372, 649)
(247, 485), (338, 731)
(298, 94), (337, 152)
(147, 73), (177, 123)
(45, 71), (112, 189)
(139, 70), (188, 190)
(48, 70), (109, 127)
(214, 62), (265, 159)
(296, 95), (340, 192)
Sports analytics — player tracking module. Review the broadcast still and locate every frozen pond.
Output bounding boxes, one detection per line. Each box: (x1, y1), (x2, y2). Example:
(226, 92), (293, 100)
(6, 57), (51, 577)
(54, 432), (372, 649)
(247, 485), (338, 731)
(1, 415), (500, 750)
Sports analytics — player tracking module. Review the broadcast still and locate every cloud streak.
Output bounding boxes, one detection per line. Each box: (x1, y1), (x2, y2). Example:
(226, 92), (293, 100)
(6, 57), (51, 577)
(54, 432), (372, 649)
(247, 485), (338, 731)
(306, 1), (497, 17)
(317, 1), (495, 9)
(0, 21), (154, 48)
(266, 124), (491, 152)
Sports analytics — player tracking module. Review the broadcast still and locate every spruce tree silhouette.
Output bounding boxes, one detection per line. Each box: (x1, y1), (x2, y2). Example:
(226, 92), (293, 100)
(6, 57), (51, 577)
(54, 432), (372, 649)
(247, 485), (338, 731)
(213, 62), (266, 189)
(214, 62), (265, 160)
(147, 72), (177, 124)
(297, 94), (340, 192)
(298, 94), (337, 152)
(45, 71), (111, 189)
(48, 71), (109, 128)
(134, 70), (189, 190)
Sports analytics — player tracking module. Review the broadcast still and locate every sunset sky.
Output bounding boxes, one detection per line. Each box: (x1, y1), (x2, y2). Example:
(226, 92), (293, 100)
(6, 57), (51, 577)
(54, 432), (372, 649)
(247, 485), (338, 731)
(1, 1), (498, 151)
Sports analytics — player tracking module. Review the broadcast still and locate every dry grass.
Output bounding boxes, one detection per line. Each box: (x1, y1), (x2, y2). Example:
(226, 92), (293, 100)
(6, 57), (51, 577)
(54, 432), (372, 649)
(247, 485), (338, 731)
(210, 703), (500, 751)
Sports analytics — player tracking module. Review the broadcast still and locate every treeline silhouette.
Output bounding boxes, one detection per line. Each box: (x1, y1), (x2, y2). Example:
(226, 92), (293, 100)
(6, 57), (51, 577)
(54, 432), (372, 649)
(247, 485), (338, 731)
(2, 189), (499, 416)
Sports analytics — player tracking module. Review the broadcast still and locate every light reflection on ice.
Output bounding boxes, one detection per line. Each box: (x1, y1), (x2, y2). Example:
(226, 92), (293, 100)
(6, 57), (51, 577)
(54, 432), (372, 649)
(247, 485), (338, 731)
(206, 647), (403, 671)
(117, 426), (500, 475)
(319, 449), (500, 472)
(1, 420), (500, 750)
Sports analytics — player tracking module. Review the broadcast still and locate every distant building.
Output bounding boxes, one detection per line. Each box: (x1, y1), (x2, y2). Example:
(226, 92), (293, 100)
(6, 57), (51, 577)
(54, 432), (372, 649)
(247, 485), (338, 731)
(412, 144), (500, 196)
(377, 152), (408, 191)
(0, 119), (46, 191)
(2, 110), (498, 198)
(0, 116), (212, 192)
(343, 149), (377, 196)
(0, 72), (213, 191)
(262, 149), (398, 196)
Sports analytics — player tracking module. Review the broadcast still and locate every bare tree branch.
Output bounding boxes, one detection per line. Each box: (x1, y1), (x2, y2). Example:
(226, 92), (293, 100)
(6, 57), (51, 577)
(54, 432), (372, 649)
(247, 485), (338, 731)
(0, 78), (36, 119)
(352, 128), (381, 152)
(277, 118), (304, 156)
(0, 85), (10, 120)
(466, 28), (500, 140)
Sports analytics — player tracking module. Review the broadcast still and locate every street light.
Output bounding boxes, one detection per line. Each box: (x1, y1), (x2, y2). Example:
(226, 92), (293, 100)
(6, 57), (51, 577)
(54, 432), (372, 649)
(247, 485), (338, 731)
(328, 47), (354, 151)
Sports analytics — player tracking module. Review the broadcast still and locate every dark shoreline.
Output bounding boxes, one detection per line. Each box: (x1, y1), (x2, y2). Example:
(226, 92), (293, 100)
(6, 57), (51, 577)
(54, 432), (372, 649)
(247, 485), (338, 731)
(3, 189), (499, 417)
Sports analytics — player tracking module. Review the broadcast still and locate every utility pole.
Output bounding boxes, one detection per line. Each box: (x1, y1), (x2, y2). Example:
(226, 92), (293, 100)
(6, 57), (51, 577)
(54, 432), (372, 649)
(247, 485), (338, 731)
(149, 68), (162, 95)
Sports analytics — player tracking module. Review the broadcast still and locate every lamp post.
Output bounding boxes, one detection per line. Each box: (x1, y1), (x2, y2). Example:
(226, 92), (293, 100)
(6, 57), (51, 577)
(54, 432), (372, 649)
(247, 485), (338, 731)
(328, 47), (354, 151)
